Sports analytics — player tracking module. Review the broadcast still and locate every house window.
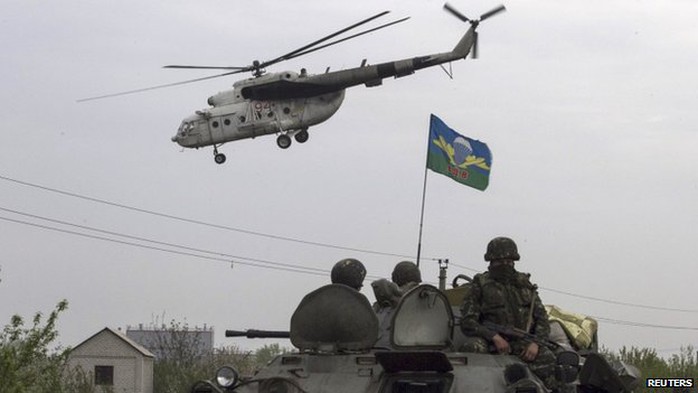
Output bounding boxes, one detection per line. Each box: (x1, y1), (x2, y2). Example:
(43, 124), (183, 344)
(95, 365), (114, 385)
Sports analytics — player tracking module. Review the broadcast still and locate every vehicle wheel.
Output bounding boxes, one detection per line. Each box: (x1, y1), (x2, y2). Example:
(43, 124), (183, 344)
(214, 153), (226, 164)
(294, 130), (309, 143)
(277, 134), (292, 149)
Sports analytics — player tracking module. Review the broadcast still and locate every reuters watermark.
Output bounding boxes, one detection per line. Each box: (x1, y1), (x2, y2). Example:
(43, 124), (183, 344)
(645, 377), (694, 390)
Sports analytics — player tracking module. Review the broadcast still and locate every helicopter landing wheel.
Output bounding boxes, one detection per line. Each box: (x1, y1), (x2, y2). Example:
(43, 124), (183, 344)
(294, 129), (309, 143)
(277, 134), (292, 149)
(214, 153), (226, 164)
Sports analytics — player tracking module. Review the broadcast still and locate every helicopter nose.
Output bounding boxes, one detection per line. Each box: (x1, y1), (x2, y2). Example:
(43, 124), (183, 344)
(171, 131), (186, 145)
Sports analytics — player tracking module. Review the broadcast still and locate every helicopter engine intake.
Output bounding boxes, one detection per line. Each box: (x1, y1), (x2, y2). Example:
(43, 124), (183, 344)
(208, 90), (238, 107)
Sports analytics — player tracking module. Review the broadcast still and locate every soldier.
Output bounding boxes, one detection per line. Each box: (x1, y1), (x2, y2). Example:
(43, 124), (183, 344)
(391, 261), (422, 292)
(372, 261), (422, 310)
(330, 258), (367, 291)
(460, 237), (558, 390)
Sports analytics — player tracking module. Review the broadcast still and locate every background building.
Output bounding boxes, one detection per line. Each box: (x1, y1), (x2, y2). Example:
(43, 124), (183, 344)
(126, 324), (214, 360)
(68, 327), (154, 393)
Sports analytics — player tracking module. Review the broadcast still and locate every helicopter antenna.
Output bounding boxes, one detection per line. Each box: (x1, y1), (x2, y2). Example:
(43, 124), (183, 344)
(443, 3), (506, 58)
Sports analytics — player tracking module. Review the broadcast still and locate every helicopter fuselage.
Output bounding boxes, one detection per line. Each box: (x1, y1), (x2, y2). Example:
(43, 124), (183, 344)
(172, 72), (345, 149)
(171, 46), (474, 153)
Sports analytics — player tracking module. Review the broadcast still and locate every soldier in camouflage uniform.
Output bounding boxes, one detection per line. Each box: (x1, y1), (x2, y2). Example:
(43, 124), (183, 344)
(460, 237), (558, 390)
(372, 261), (422, 311)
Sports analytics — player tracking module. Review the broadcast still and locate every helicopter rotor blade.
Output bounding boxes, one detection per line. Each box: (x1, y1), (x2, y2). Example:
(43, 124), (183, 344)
(163, 65), (249, 70)
(77, 69), (247, 102)
(260, 10), (391, 69)
(443, 3), (471, 23)
(479, 5), (506, 22)
(283, 16), (411, 62)
(77, 10), (409, 102)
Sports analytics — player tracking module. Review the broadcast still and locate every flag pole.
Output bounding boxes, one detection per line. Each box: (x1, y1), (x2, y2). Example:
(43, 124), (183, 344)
(416, 166), (428, 268)
(416, 116), (432, 268)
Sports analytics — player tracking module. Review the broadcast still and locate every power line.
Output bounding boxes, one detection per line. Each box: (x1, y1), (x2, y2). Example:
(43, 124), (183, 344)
(2, 174), (696, 314)
(2, 212), (696, 331)
(593, 316), (698, 331)
(449, 262), (480, 273)
(541, 287), (698, 313)
(0, 206), (329, 274)
(448, 262), (698, 314)
(0, 174), (428, 260)
(0, 210), (384, 281)
(0, 215), (329, 277)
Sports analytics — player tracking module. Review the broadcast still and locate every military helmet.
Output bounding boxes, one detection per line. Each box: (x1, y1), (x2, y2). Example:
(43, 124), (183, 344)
(484, 237), (520, 262)
(331, 258), (367, 290)
(391, 261), (422, 286)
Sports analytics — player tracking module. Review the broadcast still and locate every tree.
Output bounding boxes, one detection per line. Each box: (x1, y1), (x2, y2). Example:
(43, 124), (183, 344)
(602, 345), (698, 392)
(253, 343), (289, 367)
(150, 320), (292, 393)
(0, 299), (92, 393)
(151, 320), (209, 393)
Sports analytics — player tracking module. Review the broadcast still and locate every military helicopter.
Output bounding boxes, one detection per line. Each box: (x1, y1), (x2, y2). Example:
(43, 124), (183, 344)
(80, 3), (506, 164)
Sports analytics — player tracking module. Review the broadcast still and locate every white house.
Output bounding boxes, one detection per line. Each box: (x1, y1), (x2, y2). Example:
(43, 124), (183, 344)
(68, 327), (154, 393)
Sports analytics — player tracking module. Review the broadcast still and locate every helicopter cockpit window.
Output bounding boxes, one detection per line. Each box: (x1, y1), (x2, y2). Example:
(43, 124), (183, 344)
(178, 121), (194, 136)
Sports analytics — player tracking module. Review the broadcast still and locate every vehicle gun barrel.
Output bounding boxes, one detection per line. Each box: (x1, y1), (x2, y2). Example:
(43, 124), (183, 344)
(225, 329), (290, 338)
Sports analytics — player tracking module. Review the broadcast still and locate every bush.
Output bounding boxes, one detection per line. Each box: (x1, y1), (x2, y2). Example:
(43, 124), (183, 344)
(0, 300), (93, 393)
(602, 345), (697, 392)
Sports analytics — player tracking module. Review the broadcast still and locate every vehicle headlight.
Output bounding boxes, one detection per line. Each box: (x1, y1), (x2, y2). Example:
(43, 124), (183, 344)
(216, 366), (238, 388)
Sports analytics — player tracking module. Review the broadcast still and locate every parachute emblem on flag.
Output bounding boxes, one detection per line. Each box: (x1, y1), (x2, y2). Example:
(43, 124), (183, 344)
(427, 114), (492, 191)
(432, 135), (490, 171)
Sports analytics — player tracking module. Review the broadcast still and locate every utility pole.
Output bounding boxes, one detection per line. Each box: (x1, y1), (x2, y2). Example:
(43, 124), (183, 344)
(438, 259), (449, 290)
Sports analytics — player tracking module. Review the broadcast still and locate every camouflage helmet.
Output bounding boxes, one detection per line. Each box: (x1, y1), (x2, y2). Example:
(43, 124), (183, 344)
(331, 258), (367, 290)
(484, 237), (520, 262)
(391, 261), (422, 286)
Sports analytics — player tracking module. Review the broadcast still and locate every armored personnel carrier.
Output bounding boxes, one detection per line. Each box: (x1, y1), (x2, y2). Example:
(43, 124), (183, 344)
(191, 280), (639, 393)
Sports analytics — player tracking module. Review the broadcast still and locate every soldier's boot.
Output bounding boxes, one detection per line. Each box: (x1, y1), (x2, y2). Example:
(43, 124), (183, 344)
(554, 350), (581, 393)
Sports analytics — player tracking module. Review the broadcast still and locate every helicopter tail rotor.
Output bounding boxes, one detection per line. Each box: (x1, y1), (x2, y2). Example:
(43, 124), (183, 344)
(443, 3), (505, 59)
(480, 5), (506, 22)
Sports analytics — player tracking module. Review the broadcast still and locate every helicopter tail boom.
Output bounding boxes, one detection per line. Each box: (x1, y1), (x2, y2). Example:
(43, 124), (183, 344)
(451, 25), (476, 59)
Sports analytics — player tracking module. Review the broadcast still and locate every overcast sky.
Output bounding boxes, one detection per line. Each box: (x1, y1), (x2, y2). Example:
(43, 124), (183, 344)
(1, 0), (696, 357)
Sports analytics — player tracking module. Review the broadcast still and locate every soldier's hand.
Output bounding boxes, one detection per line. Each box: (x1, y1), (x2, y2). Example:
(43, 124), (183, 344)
(520, 342), (539, 361)
(492, 334), (510, 354)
